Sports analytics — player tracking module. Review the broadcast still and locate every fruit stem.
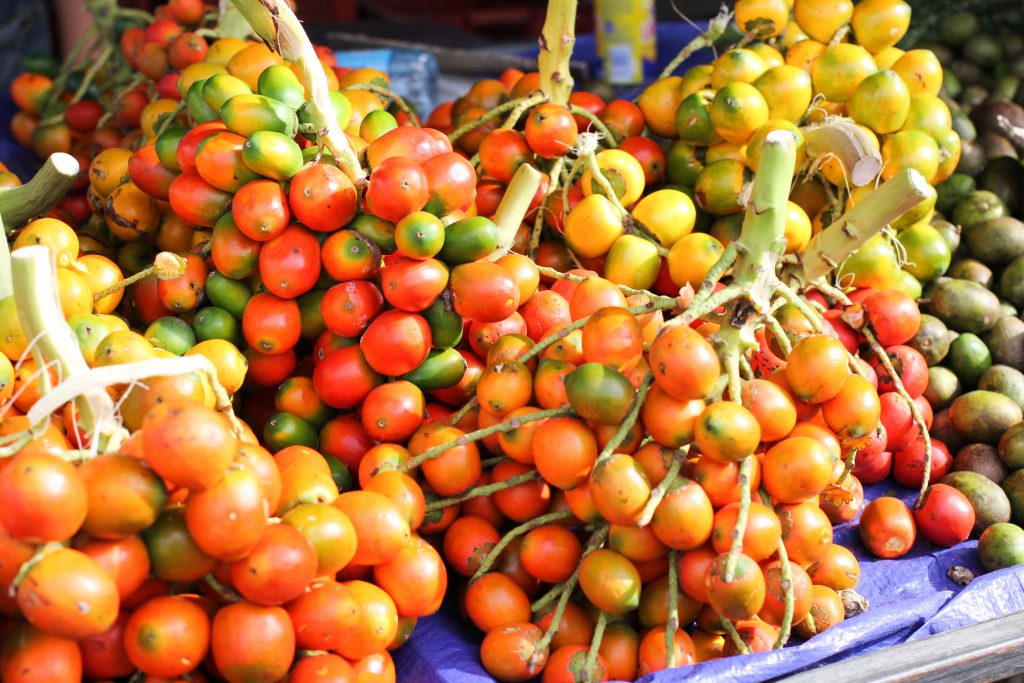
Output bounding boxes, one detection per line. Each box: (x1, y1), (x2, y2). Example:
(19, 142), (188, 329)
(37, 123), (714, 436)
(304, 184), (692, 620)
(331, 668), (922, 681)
(775, 282), (824, 332)
(202, 574), (243, 603)
(637, 448), (686, 527)
(787, 169), (934, 283)
(528, 157), (563, 258)
(595, 373), (654, 466)
(713, 128), (798, 430)
(408, 407), (572, 471)
(530, 525), (609, 672)
(0, 153), (80, 230)
(97, 76), (146, 128)
(153, 101), (186, 139)
(764, 488), (795, 649)
(837, 449), (858, 485)
(343, 83), (421, 126)
(448, 397), (479, 427)
(449, 93), (546, 143)
(69, 44), (113, 105)
(93, 252), (187, 302)
(583, 611), (608, 681)
(723, 456), (754, 582)
(570, 105), (617, 146)
(9, 541), (65, 589)
(657, 8), (731, 80)
(229, 0), (365, 181)
(731, 130), (797, 306)
(24, 356), (206, 436)
(426, 471), (543, 513)
(537, 265), (675, 302)
(471, 509), (574, 581)
(997, 115), (1024, 151)
(861, 323), (933, 508)
(764, 314), (793, 357)
(666, 549), (681, 667)
(490, 163), (544, 261)
(721, 616), (751, 655)
(502, 93), (547, 129)
(582, 151), (629, 218)
(519, 299), (679, 367)
(12, 246), (119, 452)
(775, 545), (795, 647)
(38, 24), (98, 113)
(532, 581), (567, 615)
(537, 0), (577, 105)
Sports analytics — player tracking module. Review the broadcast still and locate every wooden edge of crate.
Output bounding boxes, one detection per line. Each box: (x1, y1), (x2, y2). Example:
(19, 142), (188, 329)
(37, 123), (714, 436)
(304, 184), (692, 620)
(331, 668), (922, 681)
(780, 611), (1024, 683)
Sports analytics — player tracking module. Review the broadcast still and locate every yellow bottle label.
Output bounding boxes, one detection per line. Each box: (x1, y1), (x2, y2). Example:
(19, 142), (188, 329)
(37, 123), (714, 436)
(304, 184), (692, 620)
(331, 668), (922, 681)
(596, 0), (656, 84)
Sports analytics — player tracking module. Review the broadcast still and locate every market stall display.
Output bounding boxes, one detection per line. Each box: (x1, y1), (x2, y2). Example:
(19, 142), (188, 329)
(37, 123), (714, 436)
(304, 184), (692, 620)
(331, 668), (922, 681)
(0, 0), (1023, 681)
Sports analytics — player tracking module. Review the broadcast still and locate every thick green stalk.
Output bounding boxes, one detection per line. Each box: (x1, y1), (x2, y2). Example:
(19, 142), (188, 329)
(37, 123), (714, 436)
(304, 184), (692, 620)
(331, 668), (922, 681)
(229, 0), (364, 181)
(791, 169), (935, 283)
(537, 0), (577, 104)
(490, 163), (544, 261)
(0, 153), (80, 230)
(710, 130), (798, 402)
(731, 130), (799, 310)
(12, 246), (119, 450)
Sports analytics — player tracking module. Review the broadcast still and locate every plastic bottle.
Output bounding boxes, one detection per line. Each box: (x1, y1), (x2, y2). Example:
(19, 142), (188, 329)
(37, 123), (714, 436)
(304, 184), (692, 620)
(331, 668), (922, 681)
(595, 0), (657, 85)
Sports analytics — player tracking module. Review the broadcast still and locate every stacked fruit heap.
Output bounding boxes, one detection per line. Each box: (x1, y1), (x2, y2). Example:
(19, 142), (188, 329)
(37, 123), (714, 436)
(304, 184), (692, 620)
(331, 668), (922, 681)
(1, 0), (1023, 681)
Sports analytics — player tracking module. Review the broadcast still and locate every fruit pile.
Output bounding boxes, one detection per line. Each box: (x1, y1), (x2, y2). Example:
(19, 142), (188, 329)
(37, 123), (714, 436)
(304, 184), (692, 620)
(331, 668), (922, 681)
(874, 9), (1024, 573)
(3, 0), (1024, 680)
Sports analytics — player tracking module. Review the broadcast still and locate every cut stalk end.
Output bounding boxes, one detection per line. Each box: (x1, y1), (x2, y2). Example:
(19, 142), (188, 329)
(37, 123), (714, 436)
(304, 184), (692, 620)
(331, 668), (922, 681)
(0, 153), (81, 230)
(792, 169), (934, 283)
(803, 118), (883, 188)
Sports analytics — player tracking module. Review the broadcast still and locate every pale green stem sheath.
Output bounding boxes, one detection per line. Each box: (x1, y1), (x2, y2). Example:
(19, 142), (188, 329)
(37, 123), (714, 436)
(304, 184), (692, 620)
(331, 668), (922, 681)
(12, 246), (119, 451)
(490, 163), (544, 261)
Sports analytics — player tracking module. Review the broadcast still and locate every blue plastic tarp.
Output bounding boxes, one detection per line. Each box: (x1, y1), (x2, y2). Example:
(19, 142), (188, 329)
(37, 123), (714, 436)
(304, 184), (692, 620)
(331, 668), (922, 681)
(394, 480), (1024, 682)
